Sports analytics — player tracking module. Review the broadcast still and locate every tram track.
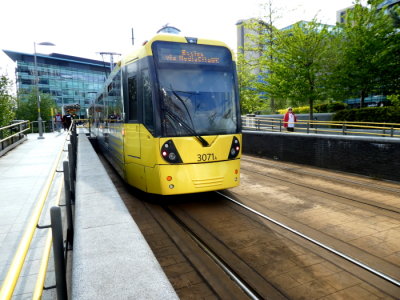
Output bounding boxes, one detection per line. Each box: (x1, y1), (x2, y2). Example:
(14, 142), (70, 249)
(241, 156), (400, 195)
(241, 155), (400, 194)
(162, 192), (400, 299)
(216, 191), (400, 289)
(167, 191), (400, 298)
(162, 206), (263, 300)
(98, 152), (400, 299)
(241, 156), (400, 217)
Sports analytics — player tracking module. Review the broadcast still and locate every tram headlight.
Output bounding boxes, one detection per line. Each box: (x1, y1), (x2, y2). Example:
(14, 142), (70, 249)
(161, 140), (183, 163)
(228, 136), (240, 159)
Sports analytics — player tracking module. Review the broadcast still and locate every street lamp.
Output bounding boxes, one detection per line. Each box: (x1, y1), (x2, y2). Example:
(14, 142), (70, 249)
(34, 41), (55, 139)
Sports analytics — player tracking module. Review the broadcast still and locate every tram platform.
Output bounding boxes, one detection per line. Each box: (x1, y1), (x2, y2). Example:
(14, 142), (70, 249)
(0, 132), (67, 298)
(0, 131), (177, 299)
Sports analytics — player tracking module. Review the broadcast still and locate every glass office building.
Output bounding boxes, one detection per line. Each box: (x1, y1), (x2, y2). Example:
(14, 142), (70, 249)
(3, 50), (110, 117)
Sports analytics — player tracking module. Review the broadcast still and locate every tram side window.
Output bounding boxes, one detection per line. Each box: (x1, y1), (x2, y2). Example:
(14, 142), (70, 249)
(128, 76), (137, 121)
(142, 69), (154, 133)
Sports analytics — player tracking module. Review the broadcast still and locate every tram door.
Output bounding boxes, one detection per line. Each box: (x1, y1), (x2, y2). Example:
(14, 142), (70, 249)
(125, 75), (141, 163)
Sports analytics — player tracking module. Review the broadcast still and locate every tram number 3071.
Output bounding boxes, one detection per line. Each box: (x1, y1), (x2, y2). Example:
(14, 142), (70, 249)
(197, 153), (217, 162)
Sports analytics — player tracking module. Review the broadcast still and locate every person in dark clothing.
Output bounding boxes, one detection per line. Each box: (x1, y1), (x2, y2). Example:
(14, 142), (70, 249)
(62, 113), (73, 131)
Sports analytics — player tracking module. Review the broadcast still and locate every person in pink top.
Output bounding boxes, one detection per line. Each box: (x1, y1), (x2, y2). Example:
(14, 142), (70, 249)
(283, 107), (297, 132)
(54, 112), (62, 132)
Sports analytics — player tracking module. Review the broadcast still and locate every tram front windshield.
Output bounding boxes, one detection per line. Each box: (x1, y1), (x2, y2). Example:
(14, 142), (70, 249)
(153, 42), (239, 137)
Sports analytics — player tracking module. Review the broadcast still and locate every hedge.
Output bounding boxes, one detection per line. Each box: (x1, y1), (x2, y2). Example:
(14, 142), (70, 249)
(333, 107), (400, 124)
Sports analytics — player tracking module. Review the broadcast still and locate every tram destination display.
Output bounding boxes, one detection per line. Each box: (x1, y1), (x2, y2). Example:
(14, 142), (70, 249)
(153, 41), (231, 66)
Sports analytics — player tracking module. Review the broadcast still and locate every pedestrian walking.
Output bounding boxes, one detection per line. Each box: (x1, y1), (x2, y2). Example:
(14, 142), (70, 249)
(283, 107), (297, 132)
(54, 112), (62, 132)
(63, 113), (73, 131)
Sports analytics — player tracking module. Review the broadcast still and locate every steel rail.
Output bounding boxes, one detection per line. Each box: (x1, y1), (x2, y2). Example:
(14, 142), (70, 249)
(217, 192), (400, 288)
(241, 156), (400, 195)
(0, 135), (67, 300)
(0, 128), (31, 143)
(166, 209), (261, 300)
(0, 121), (30, 144)
(0, 120), (29, 131)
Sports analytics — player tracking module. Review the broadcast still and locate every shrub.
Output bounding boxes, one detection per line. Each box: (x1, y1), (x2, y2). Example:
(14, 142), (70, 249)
(333, 107), (400, 124)
(277, 106), (316, 114)
(314, 103), (328, 113)
(328, 102), (347, 112)
(314, 102), (347, 113)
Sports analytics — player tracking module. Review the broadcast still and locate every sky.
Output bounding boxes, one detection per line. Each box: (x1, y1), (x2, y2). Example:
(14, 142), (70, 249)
(0, 0), (359, 79)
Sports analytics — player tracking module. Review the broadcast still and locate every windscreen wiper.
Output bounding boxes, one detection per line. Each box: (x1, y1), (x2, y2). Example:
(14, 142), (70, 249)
(163, 108), (209, 147)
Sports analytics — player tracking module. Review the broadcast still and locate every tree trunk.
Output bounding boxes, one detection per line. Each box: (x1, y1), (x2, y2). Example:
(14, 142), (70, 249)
(360, 90), (367, 108)
(270, 97), (275, 113)
(309, 99), (314, 128)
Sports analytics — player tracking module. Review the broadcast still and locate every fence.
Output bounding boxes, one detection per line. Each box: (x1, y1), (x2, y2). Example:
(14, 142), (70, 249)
(242, 115), (400, 138)
(0, 121), (30, 157)
(0, 122), (77, 300)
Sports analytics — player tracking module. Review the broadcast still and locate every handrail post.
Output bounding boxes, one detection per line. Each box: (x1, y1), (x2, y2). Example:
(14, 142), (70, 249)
(342, 123), (347, 135)
(68, 144), (76, 200)
(63, 161), (74, 248)
(391, 126), (394, 137)
(307, 121), (310, 133)
(50, 206), (68, 300)
(72, 123), (78, 155)
(279, 120), (282, 132)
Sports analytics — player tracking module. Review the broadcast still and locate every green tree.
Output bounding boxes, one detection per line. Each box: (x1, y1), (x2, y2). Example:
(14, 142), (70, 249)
(265, 20), (333, 120)
(0, 74), (16, 128)
(237, 50), (265, 114)
(15, 89), (57, 125)
(332, 0), (400, 107)
(237, 1), (283, 113)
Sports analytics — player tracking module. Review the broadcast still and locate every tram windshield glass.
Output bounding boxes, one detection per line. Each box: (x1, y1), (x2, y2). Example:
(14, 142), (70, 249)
(153, 42), (239, 137)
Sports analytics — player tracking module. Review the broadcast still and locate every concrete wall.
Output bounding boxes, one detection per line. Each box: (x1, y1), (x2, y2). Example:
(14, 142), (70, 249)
(243, 131), (400, 182)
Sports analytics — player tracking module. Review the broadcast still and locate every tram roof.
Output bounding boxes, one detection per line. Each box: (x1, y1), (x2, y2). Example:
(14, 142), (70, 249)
(120, 34), (234, 66)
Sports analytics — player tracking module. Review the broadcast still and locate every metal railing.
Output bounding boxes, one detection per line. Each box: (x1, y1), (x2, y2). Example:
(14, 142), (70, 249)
(30, 120), (52, 133)
(0, 122), (77, 300)
(242, 116), (400, 138)
(0, 121), (30, 155)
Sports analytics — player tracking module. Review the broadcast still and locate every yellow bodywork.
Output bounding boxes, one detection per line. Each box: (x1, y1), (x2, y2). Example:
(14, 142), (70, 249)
(95, 34), (241, 195)
(122, 124), (241, 195)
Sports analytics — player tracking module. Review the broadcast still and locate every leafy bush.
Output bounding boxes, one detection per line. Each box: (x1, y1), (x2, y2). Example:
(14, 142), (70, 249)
(277, 102), (347, 114)
(333, 107), (400, 124)
(328, 102), (347, 112)
(314, 103), (328, 113)
(314, 102), (347, 113)
(277, 106), (315, 114)
(387, 95), (400, 107)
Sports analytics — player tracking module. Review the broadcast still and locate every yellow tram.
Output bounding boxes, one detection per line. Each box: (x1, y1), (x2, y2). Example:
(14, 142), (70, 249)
(89, 33), (241, 195)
